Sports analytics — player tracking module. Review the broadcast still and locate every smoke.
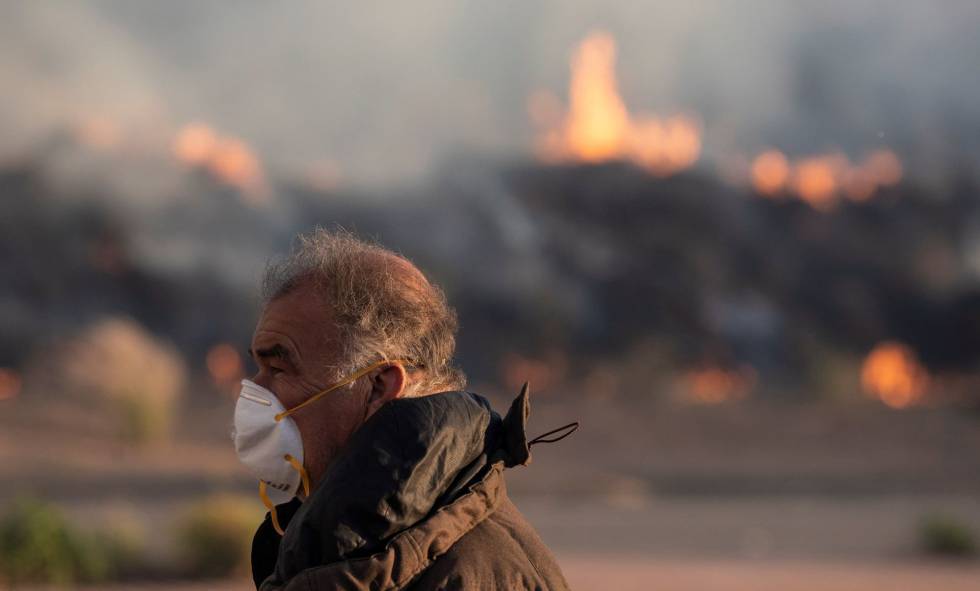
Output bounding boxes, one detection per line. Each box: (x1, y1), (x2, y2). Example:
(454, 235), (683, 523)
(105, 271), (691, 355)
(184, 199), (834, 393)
(1, 1), (979, 187)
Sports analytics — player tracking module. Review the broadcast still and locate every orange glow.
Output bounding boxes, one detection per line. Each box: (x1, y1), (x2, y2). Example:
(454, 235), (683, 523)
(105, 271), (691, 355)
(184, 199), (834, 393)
(792, 155), (844, 210)
(210, 138), (263, 192)
(173, 124), (218, 165)
(751, 150), (790, 196)
(682, 365), (756, 405)
(630, 115), (702, 175)
(863, 149), (903, 186)
(564, 32), (631, 162)
(861, 341), (929, 409)
(532, 31), (702, 176)
(748, 149), (904, 207)
(842, 167), (877, 202)
(305, 159), (344, 192)
(173, 124), (265, 196)
(0, 368), (21, 401)
(206, 343), (243, 388)
(500, 352), (567, 394)
(74, 116), (121, 150)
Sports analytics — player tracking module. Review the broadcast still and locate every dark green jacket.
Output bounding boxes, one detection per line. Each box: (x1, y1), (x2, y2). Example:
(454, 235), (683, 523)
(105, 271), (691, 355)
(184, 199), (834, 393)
(251, 388), (571, 590)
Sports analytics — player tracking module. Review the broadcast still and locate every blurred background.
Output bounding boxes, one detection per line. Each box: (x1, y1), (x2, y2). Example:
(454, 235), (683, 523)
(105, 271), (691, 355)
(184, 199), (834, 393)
(2, 1), (980, 589)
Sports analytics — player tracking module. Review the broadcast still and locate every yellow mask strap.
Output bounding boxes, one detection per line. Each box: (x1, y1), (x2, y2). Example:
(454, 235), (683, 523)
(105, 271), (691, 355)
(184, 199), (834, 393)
(258, 481), (285, 536)
(257, 456), (311, 537)
(284, 453), (311, 498)
(274, 359), (411, 422)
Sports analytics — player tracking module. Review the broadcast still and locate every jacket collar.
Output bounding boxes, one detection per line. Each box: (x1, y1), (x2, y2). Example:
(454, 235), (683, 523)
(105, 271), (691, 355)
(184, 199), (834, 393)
(268, 388), (531, 584)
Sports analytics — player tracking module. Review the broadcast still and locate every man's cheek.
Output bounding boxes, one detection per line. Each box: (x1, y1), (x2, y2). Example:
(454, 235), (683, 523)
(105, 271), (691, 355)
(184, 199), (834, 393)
(274, 378), (312, 409)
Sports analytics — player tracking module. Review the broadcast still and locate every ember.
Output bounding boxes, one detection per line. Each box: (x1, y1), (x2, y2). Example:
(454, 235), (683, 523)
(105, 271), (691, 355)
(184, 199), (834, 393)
(860, 341), (929, 409)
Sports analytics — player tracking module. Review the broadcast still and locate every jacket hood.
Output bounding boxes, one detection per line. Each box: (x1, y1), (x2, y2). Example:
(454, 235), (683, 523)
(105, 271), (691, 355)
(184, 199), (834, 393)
(268, 387), (533, 585)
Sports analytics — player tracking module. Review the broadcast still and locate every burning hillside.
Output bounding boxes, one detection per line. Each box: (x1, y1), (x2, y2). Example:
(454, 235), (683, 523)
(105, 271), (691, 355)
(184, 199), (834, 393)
(531, 31), (907, 212)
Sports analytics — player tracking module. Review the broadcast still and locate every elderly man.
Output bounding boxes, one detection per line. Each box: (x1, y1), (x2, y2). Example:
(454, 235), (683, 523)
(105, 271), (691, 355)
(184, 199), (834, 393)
(233, 229), (572, 590)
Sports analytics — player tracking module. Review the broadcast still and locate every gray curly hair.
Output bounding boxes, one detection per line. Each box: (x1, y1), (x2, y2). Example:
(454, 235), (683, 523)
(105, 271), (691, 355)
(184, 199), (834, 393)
(261, 228), (466, 395)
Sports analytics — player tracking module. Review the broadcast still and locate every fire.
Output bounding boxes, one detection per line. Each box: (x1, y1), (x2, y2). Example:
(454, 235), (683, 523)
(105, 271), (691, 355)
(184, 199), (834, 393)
(210, 139), (262, 192)
(0, 368), (21, 401)
(681, 365), (756, 405)
(206, 343), (244, 394)
(792, 154), (845, 210)
(500, 351), (567, 394)
(173, 123), (266, 197)
(750, 150), (790, 195)
(532, 31), (702, 176)
(564, 32), (631, 162)
(750, 148), (903, 209)
(173, 124), (217, 165)
(864, 149), (903, 186)
(860, 341), (929, 409)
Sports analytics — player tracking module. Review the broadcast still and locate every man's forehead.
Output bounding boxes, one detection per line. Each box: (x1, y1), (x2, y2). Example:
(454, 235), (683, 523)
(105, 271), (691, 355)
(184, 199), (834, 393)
(252, 287), (337, 355)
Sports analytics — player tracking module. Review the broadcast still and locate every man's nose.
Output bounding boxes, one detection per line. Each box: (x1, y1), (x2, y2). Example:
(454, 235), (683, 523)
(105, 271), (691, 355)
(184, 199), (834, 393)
(251, 371), (272, 391)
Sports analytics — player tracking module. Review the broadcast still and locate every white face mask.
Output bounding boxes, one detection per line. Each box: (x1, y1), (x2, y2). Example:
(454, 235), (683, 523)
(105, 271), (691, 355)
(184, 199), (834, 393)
(232, 380), (309, 508)
(231, 359), (411, 535)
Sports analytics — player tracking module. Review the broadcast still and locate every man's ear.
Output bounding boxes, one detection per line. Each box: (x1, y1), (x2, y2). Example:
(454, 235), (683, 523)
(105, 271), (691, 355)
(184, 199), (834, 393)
(365, 363), (407, 417)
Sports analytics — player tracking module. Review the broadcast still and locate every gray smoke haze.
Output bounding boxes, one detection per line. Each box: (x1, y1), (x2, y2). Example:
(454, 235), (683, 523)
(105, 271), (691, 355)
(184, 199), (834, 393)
(2, 1), (980, 187)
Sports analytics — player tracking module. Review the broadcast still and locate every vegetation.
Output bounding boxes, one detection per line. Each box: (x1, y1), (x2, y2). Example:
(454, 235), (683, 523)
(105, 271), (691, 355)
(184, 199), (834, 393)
(175, 495), (262, 578)
(33, 316), (187, 445)
(920, 514), (977, 557)
(0, 498), (110, 586)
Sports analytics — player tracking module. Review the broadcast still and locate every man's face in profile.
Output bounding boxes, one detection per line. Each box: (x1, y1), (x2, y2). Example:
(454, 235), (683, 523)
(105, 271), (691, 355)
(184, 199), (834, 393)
(248, 285), (369, 487)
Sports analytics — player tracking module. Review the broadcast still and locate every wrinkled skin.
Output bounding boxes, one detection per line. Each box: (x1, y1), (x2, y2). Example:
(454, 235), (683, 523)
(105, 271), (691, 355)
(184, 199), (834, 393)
(249, 284), (408, 489)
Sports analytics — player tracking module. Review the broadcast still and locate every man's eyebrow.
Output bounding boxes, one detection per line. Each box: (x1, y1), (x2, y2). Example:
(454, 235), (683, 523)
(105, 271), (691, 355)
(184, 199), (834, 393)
(248, 344), (293, 362)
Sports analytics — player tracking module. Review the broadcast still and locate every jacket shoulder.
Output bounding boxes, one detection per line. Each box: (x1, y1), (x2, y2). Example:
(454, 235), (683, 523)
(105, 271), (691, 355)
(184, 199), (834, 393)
(409, 496), (569, 591)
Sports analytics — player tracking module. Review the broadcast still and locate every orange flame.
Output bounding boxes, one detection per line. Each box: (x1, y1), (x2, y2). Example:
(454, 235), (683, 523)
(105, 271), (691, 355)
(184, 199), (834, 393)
(532, 31), (702, 176)
(0, 368), (22, 401)
(206, 343), (244, 394)
(749, 148), (903, 209)
(750, 150), (791, 196)
(863, 149), (903, 187)
(792, 154), (846, 210)
(682, 365), (756, 405)
(860, 341), (929, 409)
(564, 32), (631, 162)
(173, 124), (217, 166)
(500, 352), (567, 394)
(173, 124), (266, 197)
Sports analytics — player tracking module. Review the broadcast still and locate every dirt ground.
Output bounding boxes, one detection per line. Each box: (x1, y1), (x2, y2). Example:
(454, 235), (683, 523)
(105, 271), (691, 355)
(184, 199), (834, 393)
(15, 558), (980, 591)
(5, 397), (980, 590)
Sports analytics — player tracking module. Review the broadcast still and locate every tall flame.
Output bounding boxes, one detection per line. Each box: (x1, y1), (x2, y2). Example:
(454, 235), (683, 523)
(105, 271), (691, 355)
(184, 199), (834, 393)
(564, 33), (631, 162)
(532, 31), (702, 176)
(860, 341), (929, 409)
